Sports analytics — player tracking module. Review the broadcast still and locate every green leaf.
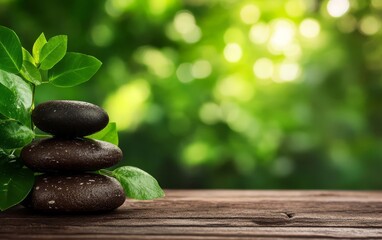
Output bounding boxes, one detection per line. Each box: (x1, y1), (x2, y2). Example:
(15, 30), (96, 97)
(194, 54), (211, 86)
(0, 120), (34, 149)
(0, 70), (32, 125)
(39, 35), (67, 70)
(0, 158), (35, 211)
(87, 122), (118, 145)
(22, 48), (35, 65)
(20, 61), (42, 85)
(0, 26), (22, 73)
(32, 32), (47, 64)
(49, 52), (102, 87)
(112, 166), (165, 200)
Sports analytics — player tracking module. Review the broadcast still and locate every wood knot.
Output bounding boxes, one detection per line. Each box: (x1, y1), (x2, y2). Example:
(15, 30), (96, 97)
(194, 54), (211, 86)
(283, 212), (295, 219)
(252, 211), (296, 226)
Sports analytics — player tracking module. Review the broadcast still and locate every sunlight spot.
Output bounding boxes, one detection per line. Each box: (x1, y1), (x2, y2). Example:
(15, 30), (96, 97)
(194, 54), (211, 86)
(105, 0), (133, 17)
(173, 11), (201, 43)
(224, 43), (242, 63)
(183, 26), (202, 43)
(91, 24), (113, 47)
(191, 60), (212, 79)
(174, 11), (195, 34)
(359, 15), (380, 35)
(215, 75), (254, 101)
(225, 110), (253, 133)
(221, 101), (240, 123)
(283, 44), (302, 60)
(148, 0), (173, 16)
(327, 0), (350, 18)
(253, 58), (274, 80)
(337, 15), (357, 33)
(104, 80), (150, 131)
(269, 19), (295, 53)
(199, 102), (222, 125)
(176, 63), (194, 83)
(240, 4), (260, 25)
(249, 23), (270, 44)
(182, 142), (210, 165)
(276, 62), (301, 82)
(135, 47), (175, 78)
(285, 0), (306, 17)
(165, 23), (181, 41)
(299, 18), (320, 38)
(372, 0), (382, 10)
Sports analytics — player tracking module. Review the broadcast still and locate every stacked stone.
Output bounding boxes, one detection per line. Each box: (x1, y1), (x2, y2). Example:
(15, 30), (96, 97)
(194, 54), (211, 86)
(20, 100), (125, 212)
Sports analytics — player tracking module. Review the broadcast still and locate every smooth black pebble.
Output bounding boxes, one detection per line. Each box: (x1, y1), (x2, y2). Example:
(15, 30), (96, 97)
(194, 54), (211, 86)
(24, 174), (125, 212)
(21, 138), (122, 172)
(32, 100), (109, 137)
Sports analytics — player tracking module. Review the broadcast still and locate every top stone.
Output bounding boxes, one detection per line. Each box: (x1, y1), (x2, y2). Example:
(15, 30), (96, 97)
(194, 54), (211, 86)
(32, 100), (109, 137)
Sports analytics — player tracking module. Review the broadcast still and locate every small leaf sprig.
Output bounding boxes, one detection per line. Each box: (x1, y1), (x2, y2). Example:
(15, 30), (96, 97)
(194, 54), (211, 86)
(0, 26), (164, 211)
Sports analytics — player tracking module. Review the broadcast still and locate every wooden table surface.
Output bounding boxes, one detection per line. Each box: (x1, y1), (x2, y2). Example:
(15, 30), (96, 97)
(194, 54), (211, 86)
(1, 190), (382, 239)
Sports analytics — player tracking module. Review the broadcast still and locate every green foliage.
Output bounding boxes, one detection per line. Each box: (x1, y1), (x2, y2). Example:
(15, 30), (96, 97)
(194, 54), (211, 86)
(39, 35), (67, 70)
(111, 166), (165, 200)
(0, 158), (35, 211)
(32, 33), (47, 64)
(20, 61), (42, 85)
(22, 48), (34, 64)
(0, 70), (32, 125)
(88, 122), (119, 145)
(0, 25), (164, 211)
(0, 26), (22, 73)
(0, 120), (34, 149)
(48, 52), (102, 87)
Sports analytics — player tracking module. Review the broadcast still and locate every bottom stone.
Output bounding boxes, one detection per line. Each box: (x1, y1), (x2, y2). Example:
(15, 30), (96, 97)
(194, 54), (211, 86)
(24, 173), (125, 212)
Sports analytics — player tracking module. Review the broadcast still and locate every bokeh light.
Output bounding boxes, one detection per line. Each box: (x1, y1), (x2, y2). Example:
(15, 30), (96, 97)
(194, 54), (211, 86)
(253, 58), (274, 80)
(327, 0), (350, 18)
(277, 62), (301, 82)
(299, 19), (320, 38)
(173, 10), (202, 43)
(224, 43), (242, 63)
(176, 63), (194, 83)
(104, 80), (151, 131)
(268, 19), (295, 53)
(240, 4), (260, 25)
(191, 60), (212, 79)
(359, 15), (381, 35)
(249, 23), (270, 44)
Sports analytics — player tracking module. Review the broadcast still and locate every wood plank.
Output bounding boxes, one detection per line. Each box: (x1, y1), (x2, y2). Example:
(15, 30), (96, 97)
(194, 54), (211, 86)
(1, 190), (382, 239)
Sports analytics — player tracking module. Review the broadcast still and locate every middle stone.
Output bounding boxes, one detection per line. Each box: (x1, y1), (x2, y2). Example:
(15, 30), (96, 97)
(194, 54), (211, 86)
(21, 138), (123, 173)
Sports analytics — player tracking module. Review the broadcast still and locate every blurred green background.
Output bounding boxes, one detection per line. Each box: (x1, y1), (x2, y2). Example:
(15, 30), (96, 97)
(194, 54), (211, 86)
(1, 0), (382, 189)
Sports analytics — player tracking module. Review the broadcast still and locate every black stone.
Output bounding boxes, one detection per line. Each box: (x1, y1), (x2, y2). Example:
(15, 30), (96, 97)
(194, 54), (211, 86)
(24, 174), (125, 212)
(21, 138), (122, 172)
(32, 100), (109, 137)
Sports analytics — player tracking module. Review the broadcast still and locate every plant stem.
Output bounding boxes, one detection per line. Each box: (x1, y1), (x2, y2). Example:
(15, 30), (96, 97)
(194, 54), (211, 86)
(35, 134), (52, 138)
(31, 84), (35, 109)
(30, 84), (36, 130)
(98, 169), (114, 177)
(40, 69), (48, 82)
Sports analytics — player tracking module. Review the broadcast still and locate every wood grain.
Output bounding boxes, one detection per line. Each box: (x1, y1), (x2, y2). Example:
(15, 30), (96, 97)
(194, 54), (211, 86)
(1, 190), (382, 239)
